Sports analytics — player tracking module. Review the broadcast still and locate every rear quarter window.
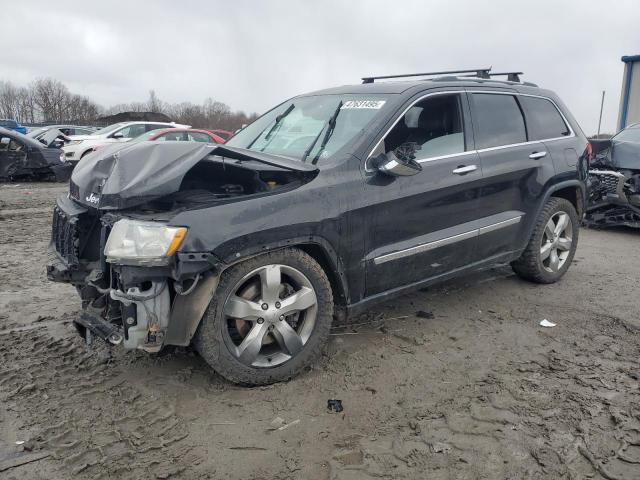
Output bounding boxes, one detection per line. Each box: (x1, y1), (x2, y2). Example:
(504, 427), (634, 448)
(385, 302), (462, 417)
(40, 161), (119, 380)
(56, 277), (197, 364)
(520, 96), (570, 140)
(471, 94), (527, 149)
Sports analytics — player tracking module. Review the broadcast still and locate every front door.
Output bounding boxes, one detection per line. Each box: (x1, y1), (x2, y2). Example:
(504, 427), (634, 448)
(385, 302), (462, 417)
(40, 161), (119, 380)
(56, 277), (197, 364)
(362, 91), (484, 296)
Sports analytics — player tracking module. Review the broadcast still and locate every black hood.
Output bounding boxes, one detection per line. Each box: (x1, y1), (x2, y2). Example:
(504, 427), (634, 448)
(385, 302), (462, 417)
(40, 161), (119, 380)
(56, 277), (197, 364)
(70, 141), (318, 210)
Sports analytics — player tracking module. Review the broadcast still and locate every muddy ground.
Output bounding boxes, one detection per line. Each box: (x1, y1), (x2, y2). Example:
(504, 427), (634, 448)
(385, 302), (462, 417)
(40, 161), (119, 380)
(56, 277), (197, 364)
(0, 182), (639, 480)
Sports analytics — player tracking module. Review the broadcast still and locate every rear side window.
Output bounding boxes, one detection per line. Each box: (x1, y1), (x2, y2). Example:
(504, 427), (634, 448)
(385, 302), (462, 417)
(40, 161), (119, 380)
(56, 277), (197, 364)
(520, 96), (570, 140)
(472, 94), (526, 149)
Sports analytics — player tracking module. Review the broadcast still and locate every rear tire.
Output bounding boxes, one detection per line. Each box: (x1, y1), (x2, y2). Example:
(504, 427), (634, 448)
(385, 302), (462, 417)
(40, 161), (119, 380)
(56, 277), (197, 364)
(193, 248), (333, 386)
(512, 197), (579, 284)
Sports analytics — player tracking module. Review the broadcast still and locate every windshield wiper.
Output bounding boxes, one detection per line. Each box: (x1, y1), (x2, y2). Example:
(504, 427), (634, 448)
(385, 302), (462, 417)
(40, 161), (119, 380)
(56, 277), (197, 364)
(247, 103), (295, 149)
(302, 101), (343, 163)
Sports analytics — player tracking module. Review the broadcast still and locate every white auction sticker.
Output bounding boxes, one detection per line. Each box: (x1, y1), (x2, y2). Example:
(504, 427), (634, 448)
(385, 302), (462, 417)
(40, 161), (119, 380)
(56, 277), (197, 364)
(341, 100), (386, 109)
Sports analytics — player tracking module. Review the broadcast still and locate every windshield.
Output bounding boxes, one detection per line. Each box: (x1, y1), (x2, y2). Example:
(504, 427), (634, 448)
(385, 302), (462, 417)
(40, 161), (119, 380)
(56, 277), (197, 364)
(95, 123), (126, 135)
(0, 120), (18, 128)
(227, 94), (389, 162)
(615, 126), (640, 143)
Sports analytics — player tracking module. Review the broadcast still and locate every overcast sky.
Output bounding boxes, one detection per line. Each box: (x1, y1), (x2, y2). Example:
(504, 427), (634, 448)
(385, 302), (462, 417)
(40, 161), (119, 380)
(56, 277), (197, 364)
(2, 0), (638, 134)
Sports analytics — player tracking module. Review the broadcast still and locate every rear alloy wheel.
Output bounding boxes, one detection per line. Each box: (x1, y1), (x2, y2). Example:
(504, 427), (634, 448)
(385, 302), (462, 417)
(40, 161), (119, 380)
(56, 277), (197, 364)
(512, 197), (579, 284)
(540, 212), (573, 273)
(194, 248), (333, 385)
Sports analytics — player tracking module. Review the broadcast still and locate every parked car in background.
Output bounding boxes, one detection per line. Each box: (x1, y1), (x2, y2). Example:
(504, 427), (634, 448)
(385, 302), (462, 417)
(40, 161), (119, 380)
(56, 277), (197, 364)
(586, 123), (640, 228)
(0, 127), (72, 181)
(61, 121), (190, 163)
(27, 125), (96, 141)
(0, 119), (27, 134)
(209, 129), (234, 141)
(128, 128), (226, 144)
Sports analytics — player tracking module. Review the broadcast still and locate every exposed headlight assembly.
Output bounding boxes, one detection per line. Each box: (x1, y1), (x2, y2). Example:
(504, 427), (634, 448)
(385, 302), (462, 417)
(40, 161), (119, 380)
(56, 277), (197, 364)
(104, 219), (187, 265)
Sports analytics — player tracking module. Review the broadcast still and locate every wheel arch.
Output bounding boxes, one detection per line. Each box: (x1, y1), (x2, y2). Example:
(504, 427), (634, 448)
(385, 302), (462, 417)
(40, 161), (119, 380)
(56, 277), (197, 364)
(165, 238), (350, 347)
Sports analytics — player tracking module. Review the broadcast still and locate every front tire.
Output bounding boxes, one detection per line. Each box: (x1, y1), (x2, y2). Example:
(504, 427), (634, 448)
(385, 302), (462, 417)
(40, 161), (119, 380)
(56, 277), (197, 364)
(193, 248), (333, 385)
(512, 197), (579, 284)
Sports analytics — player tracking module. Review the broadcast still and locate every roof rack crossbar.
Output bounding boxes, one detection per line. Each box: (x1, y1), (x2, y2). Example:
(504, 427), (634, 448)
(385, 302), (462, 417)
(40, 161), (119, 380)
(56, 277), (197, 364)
(361, 68), (491, 84)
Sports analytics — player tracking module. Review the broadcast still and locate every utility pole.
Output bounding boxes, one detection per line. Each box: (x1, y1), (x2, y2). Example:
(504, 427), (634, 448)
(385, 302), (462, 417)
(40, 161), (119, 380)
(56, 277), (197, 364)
(597, 90), (605, 136)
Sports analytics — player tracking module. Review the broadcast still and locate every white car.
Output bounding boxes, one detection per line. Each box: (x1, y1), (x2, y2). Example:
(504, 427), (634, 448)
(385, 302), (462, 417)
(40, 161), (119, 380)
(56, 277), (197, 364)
(62, 121), (190, 163)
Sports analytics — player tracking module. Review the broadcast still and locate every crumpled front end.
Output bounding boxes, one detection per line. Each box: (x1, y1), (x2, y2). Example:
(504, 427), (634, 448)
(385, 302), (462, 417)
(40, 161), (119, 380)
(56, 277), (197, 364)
(47, 193), (221, 352)
(585, 139), (640, 228)
(47, 141), (314, 351)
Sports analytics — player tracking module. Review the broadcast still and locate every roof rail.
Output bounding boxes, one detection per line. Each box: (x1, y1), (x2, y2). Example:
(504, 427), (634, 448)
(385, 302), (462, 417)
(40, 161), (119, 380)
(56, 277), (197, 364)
(459, 71), (524, 83)
(361, 68), (491, 84)
(489, 72), (523, 82)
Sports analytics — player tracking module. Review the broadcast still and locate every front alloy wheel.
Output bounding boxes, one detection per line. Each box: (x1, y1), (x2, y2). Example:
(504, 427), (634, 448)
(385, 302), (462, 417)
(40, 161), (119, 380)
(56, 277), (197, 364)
(222, 264), (318, 368)
(194, 248), (333, 385)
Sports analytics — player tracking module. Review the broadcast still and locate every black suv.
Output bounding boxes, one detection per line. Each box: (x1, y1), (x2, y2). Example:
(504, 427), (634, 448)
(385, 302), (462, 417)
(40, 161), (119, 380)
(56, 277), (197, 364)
(47, 69), (588, 385)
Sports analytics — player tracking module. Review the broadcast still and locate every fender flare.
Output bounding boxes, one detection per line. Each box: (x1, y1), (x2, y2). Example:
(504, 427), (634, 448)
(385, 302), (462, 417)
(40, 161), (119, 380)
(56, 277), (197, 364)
(219, 235), (350, 305)
(525, 179), (586, 241)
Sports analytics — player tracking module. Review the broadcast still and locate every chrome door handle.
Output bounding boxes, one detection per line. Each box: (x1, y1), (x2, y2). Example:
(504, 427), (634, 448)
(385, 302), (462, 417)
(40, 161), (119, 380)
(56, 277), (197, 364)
(529, 151), (547, 159)
(452, 165), (477, 175)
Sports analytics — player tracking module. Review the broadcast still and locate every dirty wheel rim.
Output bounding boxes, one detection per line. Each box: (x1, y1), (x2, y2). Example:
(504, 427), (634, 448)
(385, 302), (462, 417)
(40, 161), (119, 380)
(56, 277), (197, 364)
(222, 264), (318, 368)
(540, 211), (573, 273)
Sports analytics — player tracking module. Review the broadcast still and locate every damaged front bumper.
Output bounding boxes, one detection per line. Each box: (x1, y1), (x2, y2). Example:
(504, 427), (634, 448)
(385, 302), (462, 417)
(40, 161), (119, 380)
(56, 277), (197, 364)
(46, 195), (222, 352)
(585, 169), (640, 228)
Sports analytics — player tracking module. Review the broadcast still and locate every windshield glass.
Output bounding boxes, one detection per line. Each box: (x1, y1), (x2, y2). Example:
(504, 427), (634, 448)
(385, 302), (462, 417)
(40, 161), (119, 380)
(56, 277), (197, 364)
(0, 120), (18, 128)
(96, 123), (126, 135)
(615, 126), (640, 142)
(227, 94), (389, 162)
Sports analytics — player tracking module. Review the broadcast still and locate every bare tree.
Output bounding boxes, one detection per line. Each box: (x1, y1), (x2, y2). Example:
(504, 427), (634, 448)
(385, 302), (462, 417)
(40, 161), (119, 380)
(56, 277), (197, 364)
(0, 76), (255, 129)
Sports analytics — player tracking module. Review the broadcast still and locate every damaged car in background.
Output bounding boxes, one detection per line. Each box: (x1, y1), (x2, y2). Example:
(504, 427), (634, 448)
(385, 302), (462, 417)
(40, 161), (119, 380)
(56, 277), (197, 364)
(47, 69), (588, 385)
(586, 123), (640, 228)
(0, 127), (72, 181)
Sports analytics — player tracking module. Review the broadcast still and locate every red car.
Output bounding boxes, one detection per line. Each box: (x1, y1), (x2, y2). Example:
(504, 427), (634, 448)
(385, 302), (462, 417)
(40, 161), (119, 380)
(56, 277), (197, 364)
(137, 128), (226, 144)
(208, 129), (234, 141)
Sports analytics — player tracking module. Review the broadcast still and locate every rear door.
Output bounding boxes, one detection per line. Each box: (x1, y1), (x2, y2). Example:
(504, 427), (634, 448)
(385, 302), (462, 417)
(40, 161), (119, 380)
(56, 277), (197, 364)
(518, 95), (575, 170)
(363, 90), (484, 296)
(469, 91), (556, 260)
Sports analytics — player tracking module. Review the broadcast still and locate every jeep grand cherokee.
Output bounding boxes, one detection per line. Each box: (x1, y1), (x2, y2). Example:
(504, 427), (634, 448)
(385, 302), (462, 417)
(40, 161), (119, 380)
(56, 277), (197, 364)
(47, 68), (588, 385)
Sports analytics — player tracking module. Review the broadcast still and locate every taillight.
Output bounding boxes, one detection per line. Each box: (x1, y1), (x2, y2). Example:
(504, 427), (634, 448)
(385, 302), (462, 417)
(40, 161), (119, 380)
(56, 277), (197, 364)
(585, 142), (593, 164)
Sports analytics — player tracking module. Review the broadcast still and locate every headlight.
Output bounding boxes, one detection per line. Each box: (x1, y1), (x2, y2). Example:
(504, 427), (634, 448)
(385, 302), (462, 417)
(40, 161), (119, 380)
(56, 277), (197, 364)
(104, 219), (187, 265)
(59, 152), (65, 162)
(68, 140), (83, 145)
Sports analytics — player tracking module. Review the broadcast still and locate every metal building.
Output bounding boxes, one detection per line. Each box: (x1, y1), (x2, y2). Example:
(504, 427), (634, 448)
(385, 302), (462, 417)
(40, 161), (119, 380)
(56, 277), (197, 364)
(618, 54), (640, 130)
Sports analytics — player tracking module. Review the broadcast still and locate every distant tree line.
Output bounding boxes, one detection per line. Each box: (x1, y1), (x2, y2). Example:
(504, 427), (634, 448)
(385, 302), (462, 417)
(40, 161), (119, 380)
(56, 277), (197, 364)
(0, 78), (258, 131)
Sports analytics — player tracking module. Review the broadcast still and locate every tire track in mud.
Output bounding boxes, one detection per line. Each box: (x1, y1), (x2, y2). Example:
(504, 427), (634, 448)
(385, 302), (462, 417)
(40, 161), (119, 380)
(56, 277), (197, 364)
(327, 313), (640, 480)
(0, 325), (198, 479)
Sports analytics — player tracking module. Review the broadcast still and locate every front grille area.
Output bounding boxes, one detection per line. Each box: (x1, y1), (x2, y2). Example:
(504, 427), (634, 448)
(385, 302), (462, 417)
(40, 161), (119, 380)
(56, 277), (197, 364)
(52, 207), (80, 264)
(597, 173), (622, 195)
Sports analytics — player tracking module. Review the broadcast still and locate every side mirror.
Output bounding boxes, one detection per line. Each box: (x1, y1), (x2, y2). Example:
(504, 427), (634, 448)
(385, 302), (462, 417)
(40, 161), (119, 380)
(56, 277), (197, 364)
(111, 132), (124, 139)
(376, 150), (422, 177)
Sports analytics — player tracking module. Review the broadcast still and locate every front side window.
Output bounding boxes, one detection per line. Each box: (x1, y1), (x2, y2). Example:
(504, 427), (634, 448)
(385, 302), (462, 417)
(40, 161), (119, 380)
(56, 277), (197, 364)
(0, 135), (24, 151)
(520, 96), (570, 140)
(227, 94), (390, 163)
(472, 93), (526, 149)
(379, 93), (465, 161)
